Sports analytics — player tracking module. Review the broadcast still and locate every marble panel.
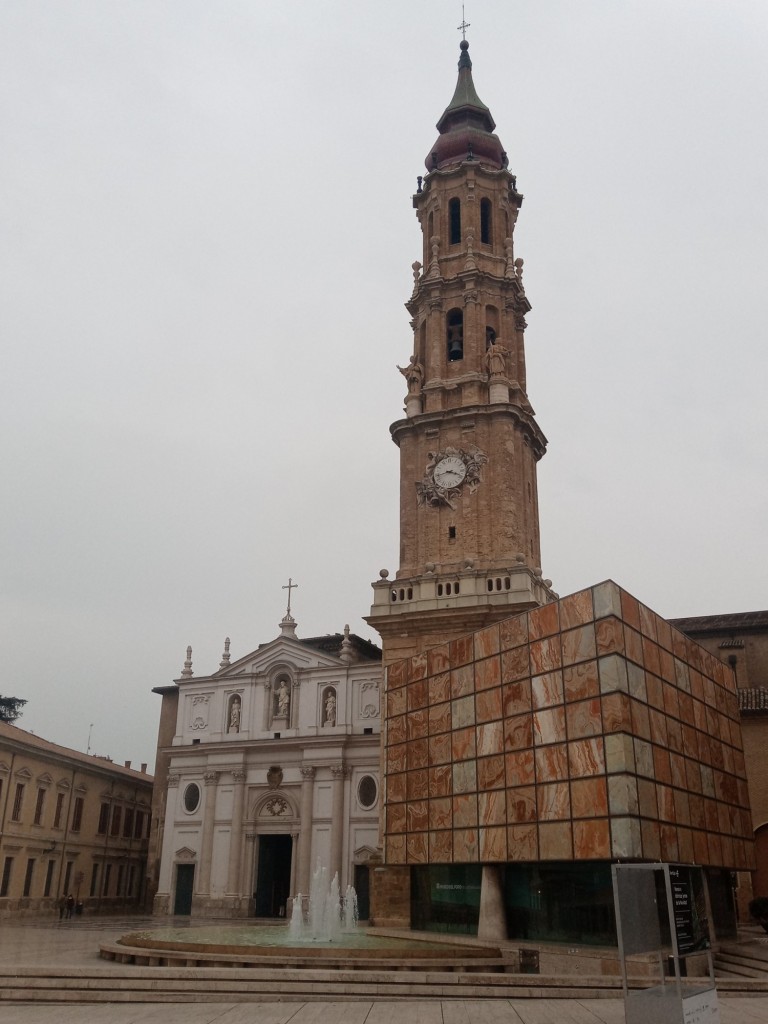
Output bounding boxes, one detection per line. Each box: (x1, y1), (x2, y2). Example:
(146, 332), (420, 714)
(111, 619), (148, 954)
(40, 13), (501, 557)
(689, 669), (703, 703)
(656, 616), (673, 653)
(657, 784), (676, 822)
(476, 655), (501, 691)
(685, 759), (702, 795)
(641, 819), (662, 860)
(531, 671), (564, 709)
(629, 699), (651, 741)
(407, 768), (429, 802)
(501, 645), (531, 683)
(429, 672), (451, 706)
(535, 742), (568, 783)
(719, 833), (734, 867)
(624, 626), (644, 667)
(451, 694), (475, 730)
(503, 678), (532, 716)
(707, 832), (723, 864)
(627, 662), (647, 702)
(474, 623), (500, 660)
(451, 664), (474, 699)
(561, 624), (597, 667)
(560, 587), (595, 629)
(388, 714), (407, 745)
(387, 802), (406, 834)
(659, 648), (676, 684)
(704, 798), (719, 832)
(388, 687), (407, 717)
(386, 834), (406, 863)
(408, 680), (429, 713)
(429, 701), (452, 736)
(595, 617), (624, 657)
(504, 713), (533, 751)
(453, 793), (478, 828)
(568, 737), (605, 777)
(480, 826), (507, 861)
(566, 697), (602, 739)
(637, 778), (658, 818)
(671, 627), (688, 661)
(692, 829), (709, 864)
(611, 816), (642, 858)
(529, 601), (560, 640)
(642, 637), (661, 677)
(682, 724), (699, 761)
(409, 652), (429, 682)
(533, 706), (567, 745)
(574, 818), (611, 859)
(407, 833), (429, 863)
(674, 657), (690, 693)
(638, 603), (658, 640)
(505, 749), (535, 787)
(649, 709), (668, 747)
(387, 659), (408, 688)
(660, 824), (679, 861)
(429, 797), (453, 830)
(538, 782), (571, 820)
(387, 772), (407, 804)
(662, 683), (680, 719)
(479, 789), (506, 826)
(645, 673), (664, 711)
(407, 738), (428, 771)
(571, 777), (608, 818)
(605, 733), (636, 774)
(452, 760), (477, 794)
(429, 829), (453, 862)
(620, 590), (641, 631)
(407, 799), (429, 832)
(477, 754), (506, 791)
(387, 743), (407, 774)
(449, 633), (474, 667)
(539, 821), (573, 860)
(593, 580), (622, 620)
(429, 763), (453, 797)
(428, 644), (451, 676)
(634, 738), (654, 778)
(506, 785), (537, 823)
(500, 612), (529, 650)
(453, 828), (479, 862)
(598, 654), (629, 694)
(476, 720), (503, 757)
(429, 731), (452, 766)
(507, 823), (538, 860)
(407, 708), (429, 741)
(602, 692), (632, 733)
(608, 775), (639, 815)
(717, 802), (731, 834)
(451, 726), (476, 762)
(531, 636), (562, 674)
(669, 753), (686, 790)
(666, 718), (683, 755)
(563, 660), (600, 702)
(652, 746), (671, 785)
(476, 686), (502, 723)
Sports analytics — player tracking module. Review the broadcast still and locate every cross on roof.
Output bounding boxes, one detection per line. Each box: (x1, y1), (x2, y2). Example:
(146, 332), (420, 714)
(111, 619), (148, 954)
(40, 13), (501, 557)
(458, 4), (470, 41)
(282, 577), (298, 616)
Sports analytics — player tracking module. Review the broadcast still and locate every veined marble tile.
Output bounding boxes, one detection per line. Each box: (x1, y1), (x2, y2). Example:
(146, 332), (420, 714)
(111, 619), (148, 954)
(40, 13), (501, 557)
(428, 644), (451, 676)
(531, 671), (564, 709)
(428, 700), (452, 736)
(602, 692), (632, 733)
(537, 782), (570, 820)
(504, 712), (533, 751)
(408, 652), (428, 682)
(451, 694), (475, 730)
(449, 633), (474, 667)
(574, 818), (611, 858)
(451, 726), (476, 762)
(598, 654), (629, 694)
(503, 678), (532, 716)
(595, 616), (625, 657)
(501, 645), (530, 683)
(387, 771), (406, 803)
(620, 590), (641, 631)
(507, 823), (538, 860)
(428, 731), (452, 766)
(452, 759), (477, 794)
(476, 685), (502, 723)
(566, 697), (602, 739)
(506, 785), (536, 822)
(475, 655), (501, 691)
(611, 816), (642, 858)
(407, 738), (428, 771)
(386, 834), (406, 863)
(480, 825), (508, 861)
(538, 821), (573, 860)
(479, 788), (506, 826)
(452, 792), (478, 828)
(406, 768), (429, 801)
(608, 775), (639, 816)
(505, 749), (535, 787)
(642, 818), (662, 859)
(499, 611), (528, 650)
(529, 601), (560, 640)
(605, 733), (635, 774)
(593, 580), (622, 619)
(429, 829), (453, 862)
(407, 832), (429, 863)
(571, 776), (608, 818)
(561, 624), (597, 667)
(474, 622), (500, 660)
(407, 707), (428, 740)
(560, 587), (595, 629)
(406, 799), (429, 832)
(535, 742), (568, 783)
(476, 720), (503, 757)
(568, 737), (605, 777)
(429, 763), (452, 797)
(531, 636), (562, 674)
(563, 660), (600, 702)
(451, 664), (474, 699)
(477, 754), (505, 791)
(453, 827), (479, 862)
(429, 797), (452, 830)
(428, 671), (451, 705)
(533, 706), (566, 746)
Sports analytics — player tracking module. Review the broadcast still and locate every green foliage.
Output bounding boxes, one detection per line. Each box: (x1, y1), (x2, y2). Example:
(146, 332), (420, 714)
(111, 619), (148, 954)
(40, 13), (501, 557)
(749, 897), (768, 934)
(0, 695), (27, 724)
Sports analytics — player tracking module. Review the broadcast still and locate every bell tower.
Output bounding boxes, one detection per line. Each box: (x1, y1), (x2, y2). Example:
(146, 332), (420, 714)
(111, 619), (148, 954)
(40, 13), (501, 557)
(368, 39), (555, 664)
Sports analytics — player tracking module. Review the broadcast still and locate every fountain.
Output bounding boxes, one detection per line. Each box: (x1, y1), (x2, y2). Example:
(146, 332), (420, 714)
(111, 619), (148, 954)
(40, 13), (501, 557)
(288, 860), (357, 941)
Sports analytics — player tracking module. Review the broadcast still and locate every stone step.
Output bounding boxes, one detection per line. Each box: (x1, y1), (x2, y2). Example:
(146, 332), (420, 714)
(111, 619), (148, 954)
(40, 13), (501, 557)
(714, 953), (768, 978)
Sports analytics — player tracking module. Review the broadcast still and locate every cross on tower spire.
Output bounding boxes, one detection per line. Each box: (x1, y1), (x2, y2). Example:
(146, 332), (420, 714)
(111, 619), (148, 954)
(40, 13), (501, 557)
(457, 4), (470, 41)
(282, 577), (298, 617)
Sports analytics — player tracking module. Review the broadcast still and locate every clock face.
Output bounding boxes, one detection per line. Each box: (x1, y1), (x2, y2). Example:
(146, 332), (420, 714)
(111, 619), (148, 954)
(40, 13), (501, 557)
(434, 455), (467, 489)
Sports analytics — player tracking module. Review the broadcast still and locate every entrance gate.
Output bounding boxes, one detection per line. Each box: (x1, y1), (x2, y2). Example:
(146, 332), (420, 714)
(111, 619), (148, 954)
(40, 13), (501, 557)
(173, 863), (194, 915)
(254, 834), (292, 917)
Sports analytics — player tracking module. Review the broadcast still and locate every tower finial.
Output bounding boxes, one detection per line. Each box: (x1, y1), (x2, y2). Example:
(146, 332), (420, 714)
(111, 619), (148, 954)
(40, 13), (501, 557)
(282, 576), (298, 617)
(181, 645), (193, 678)
(458, 4), (470, 42)
(219, 636), (231, 669)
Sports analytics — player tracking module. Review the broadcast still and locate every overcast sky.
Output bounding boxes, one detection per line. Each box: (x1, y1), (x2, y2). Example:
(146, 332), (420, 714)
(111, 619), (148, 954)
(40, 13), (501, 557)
(2, 1), (766, 770)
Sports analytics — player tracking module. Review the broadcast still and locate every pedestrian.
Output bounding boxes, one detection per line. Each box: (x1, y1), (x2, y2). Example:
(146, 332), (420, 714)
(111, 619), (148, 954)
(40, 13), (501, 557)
(66, 893), (74, 919)
(57, 895), (65, 920)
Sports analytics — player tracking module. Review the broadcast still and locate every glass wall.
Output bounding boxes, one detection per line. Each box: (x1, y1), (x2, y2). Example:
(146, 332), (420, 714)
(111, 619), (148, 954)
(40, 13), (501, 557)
(411, 864), (481, 934)
(503, 862), (616, 945)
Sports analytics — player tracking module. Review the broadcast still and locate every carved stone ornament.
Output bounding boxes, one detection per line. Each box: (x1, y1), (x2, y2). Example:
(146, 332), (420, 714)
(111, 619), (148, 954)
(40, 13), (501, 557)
(167, 773), (180, 788)
(190, 693), (210, 732)
(264, 797), (289, 816)
(267, 766), (283, 790)
(360, 680), (380, 719)
(416, 445), (489, 510)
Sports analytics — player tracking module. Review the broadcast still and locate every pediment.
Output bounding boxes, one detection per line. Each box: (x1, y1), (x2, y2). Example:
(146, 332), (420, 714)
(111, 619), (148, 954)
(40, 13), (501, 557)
(37, 773), (54, 785)
(0, 761), (10, 774)
(217, 636), (342, 677)
(15, 767), (32, 780)
(354, 845), (383, 865)
(175, 847), (197, 861)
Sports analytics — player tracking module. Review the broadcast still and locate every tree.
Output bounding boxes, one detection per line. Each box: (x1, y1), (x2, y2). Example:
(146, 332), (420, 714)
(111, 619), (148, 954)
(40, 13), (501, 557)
(0, 695), (27, 724)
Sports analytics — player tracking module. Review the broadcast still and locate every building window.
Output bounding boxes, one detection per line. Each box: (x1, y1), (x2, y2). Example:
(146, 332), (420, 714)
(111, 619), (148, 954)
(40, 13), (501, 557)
(23, 858), (35, 898)
(123, 808), (134, 838)
(33, 787), (46, 826)
(480, 198), (492, 244)
(71, 797), (84, 833)
(117, 864), (125, 897)
(103, 864), (112, 897)
(128, 864), (136, 897)
(90, 863), (99, 898)
(1, 857), (13, 897)
(134, 810), (144, 838)
(449, 197), (461, 244)
(44, 859), (56, 898)
(447, 308), (464, 361)
(63, 860), (73, 895)
(53, 792), (65, 829)
(183, 784), (201, 814)
(97, 802), (110, 835)
(11, 782), (25, 822)
(111, 805), (122, 836)
(357, 775), (378, 810)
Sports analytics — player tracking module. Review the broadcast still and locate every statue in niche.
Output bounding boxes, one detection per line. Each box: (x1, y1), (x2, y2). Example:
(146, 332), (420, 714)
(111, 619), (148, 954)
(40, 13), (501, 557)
(485, 338), (508, 377)
(323, 690), (337, 727)
(276, 680), (290, 718)
(228, 697), (241, 733)
(397, 355), (424, 395)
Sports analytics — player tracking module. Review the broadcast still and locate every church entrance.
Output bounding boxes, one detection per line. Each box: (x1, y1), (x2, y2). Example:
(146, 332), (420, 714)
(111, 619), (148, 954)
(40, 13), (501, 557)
(254, 834), (292, 917)
(173, 863), (195, 915)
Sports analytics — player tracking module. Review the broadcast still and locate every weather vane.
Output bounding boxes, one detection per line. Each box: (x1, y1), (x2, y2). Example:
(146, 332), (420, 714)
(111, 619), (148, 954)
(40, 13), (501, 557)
(282, 577), (298, 617)
(458, 4), (470, 40)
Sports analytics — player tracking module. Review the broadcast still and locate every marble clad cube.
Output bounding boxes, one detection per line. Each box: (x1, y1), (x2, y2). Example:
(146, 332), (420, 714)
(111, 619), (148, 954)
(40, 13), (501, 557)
(383, 580), (754, 871)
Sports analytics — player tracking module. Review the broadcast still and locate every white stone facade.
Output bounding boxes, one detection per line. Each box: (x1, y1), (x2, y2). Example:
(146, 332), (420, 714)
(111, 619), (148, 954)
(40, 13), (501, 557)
(152, 620), (382, 918)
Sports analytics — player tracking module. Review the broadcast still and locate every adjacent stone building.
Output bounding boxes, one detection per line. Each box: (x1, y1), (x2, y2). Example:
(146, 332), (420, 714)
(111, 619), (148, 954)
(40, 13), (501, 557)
(150, 613), (382, 917)
(0, 722), (152, 918)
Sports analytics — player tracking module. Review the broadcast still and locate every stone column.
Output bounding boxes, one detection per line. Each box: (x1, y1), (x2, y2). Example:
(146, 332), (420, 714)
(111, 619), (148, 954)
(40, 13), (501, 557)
(289, 832), (299, 897)
(196, 770), (219, 895)
(297, 766), (315, 894)
(477, 864), (507, 941)
(330, 765), (348, 884)
(226, 769), (246, 896)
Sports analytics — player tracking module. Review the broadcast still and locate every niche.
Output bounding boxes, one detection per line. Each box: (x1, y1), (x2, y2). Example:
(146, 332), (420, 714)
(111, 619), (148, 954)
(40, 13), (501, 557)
(446, 308), (464, 362)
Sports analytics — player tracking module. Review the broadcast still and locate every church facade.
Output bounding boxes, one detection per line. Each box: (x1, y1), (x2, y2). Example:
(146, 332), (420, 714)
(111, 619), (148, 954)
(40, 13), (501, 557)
(150, 614), (381, 918)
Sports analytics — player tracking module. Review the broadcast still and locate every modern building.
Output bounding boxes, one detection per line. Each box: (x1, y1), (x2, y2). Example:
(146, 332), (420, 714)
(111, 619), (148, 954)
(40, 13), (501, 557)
(0, 721), (152, 918)
(366, 39), (755, 943)
(150, 613), (382, 918)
